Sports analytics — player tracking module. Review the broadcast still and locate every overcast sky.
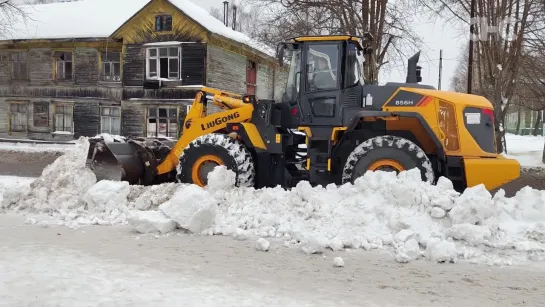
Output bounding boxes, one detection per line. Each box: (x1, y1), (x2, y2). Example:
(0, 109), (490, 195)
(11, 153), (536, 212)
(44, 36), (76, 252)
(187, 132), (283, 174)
(199, 0), (467, 91)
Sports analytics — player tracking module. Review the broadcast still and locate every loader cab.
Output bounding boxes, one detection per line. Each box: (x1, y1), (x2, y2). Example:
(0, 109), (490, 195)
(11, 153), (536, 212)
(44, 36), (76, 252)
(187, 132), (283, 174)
(278, 36), (368, 128)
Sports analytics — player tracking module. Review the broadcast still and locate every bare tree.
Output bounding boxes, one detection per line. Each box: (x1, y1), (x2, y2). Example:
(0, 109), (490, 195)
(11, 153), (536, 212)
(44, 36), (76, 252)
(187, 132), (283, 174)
(238, 0), (423, 83)
(421, 0), (543, 153)
(0, 1), (27, 35)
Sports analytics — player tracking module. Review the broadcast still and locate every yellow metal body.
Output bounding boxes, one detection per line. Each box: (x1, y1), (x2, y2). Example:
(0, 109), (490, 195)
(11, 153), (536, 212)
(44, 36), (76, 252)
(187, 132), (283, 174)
(156, 87), (254, 175)
(382, 87), (520, 190)
(463, 156), (520, 190)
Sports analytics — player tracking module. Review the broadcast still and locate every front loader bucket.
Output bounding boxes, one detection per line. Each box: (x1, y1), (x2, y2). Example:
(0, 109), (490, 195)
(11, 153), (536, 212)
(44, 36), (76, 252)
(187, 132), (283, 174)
(86, 140), (146, 185)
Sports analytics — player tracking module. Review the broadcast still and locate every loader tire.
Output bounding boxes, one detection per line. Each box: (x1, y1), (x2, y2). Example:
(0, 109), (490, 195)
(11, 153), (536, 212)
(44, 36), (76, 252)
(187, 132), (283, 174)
(176, 133), (255, 187)
(341, 135), (435, 184)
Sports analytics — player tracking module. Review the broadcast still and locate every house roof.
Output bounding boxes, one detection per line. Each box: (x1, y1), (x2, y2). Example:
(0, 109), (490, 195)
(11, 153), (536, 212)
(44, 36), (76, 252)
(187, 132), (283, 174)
(2, 0), (274, 57)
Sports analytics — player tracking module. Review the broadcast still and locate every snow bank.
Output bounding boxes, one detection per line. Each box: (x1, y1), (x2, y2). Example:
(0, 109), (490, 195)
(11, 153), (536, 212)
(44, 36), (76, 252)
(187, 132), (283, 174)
(3, 152), (545, 265)
(504, 133), (544, 168)
(1, 138), (127, 227)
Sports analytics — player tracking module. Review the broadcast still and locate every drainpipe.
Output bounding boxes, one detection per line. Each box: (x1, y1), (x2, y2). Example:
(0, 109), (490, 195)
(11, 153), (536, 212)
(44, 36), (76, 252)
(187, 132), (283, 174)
(223, 1), (229, 27)
(232, 5), (237, 31)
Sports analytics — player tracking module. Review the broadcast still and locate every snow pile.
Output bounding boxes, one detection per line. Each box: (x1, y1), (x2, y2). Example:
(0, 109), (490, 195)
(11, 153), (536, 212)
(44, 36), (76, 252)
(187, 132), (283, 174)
(1, 137), (130, 227)
(3, 150), (545, 265)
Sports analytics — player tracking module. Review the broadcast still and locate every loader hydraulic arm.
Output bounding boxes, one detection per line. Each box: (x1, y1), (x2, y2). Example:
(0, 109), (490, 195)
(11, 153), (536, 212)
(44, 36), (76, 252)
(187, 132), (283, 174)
(156, 87), (255, 175)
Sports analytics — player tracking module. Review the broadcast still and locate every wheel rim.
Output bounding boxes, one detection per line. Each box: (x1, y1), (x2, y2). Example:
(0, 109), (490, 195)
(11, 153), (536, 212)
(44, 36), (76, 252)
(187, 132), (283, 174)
(367, 159), (405, 173)
(191, 155), (224, 187)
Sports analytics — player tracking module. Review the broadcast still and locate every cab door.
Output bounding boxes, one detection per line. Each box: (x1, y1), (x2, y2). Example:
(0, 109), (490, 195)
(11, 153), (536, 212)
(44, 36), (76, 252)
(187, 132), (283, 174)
(299, 42), (343, 127)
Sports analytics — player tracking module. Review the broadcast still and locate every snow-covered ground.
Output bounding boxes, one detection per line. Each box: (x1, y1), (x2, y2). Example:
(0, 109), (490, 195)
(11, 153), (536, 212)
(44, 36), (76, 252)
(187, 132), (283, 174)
(504, 133), (545, 168)
(1, 213), (544, 307)
(0, 141), (74, 152)
(1, 137), (545, 305)
(1, 137), (545, 267)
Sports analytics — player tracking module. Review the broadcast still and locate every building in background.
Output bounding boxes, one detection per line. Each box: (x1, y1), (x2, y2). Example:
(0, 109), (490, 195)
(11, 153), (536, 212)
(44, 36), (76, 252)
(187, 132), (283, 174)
(0, 0), (286, 141)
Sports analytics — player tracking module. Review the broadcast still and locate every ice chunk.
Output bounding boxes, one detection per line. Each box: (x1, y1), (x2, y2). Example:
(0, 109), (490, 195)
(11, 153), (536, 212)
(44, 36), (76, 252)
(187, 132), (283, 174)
(159, 185), (217, 233)
(83, 180), (130, 211)
(333, 257), (345, 267)
(425, 238), (456, 263)
(430, 207), (447, 218)
(207, 166), (236, 190)
(447, 224), (492, 246)
(256, 238), (270, 251)
(128, 210), (177, 234)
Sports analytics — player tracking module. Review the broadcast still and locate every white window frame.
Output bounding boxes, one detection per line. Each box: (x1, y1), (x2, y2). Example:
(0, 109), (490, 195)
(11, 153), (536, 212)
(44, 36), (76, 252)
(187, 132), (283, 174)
(100, 106), (121, 135)
(55, 52), (73, 81)
(101, 52), (121, 82)
(145, 46), (180, 80)
(54, 103), (74, 133)
(146, 107), (178, 138)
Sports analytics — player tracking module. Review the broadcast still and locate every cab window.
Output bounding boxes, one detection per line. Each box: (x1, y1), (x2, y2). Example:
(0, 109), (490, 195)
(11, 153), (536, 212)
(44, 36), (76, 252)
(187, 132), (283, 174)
(306, 44), (338, 92)
(345, 42), (364, 88)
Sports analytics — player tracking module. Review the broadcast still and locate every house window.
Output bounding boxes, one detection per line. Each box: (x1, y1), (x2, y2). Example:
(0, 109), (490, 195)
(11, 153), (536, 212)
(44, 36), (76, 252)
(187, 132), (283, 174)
(155, 14), (172, 31)
(9, 102), (27, 132)
(55, 52), (73, 80)
(33, 101), (49, 127)
(11, 52), (28, 80)
(55, 104), (73, 132)
(102, 52), (121, 82)
(146, 47), (179, 80)
(147, 107), (178, 138)
(100, 106), (121, 135)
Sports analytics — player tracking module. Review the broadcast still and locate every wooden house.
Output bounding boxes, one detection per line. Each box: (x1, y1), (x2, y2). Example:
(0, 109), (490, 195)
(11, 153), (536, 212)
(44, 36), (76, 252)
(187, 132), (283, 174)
(0, 0), (287, 141)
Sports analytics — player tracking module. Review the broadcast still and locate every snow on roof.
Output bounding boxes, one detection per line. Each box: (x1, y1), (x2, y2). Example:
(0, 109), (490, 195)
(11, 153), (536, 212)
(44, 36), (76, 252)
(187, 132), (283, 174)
(1, 0), (275, 58)
(167, 0), (275, 57)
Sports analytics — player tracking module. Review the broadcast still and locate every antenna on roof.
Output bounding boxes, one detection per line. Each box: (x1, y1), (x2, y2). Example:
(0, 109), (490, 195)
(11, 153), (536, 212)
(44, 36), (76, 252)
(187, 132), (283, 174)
(223, 0), (229, 27)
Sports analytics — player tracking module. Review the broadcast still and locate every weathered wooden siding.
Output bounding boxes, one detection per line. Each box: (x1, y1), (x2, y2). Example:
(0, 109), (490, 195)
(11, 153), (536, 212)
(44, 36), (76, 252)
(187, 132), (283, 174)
(274, 68), (288, 102)
(121, 102), (145, 137)
(111, 0), (208, 44)
(29, 48), (53, 85)
(0, 52), (10, 84)
(206, 45), (246, 94)
(0, 98), (10, 133)
(181, 43), (206, 86)
(0, 85), (122, 101)
(256, 64), (273, 100)
(74, 48), (99, 86)
(74, 101), (100, 138)
(123, 44), (145, 87)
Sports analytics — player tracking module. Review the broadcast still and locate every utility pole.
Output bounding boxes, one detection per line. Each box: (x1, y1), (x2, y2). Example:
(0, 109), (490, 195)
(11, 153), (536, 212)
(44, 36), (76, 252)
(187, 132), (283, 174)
(438, 49), (443, 90)
(467, 0), (476, 94)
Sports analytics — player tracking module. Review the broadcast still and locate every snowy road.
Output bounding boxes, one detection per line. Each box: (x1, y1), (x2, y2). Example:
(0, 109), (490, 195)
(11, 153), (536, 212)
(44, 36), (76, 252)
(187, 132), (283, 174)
(1, 214), (544, 307)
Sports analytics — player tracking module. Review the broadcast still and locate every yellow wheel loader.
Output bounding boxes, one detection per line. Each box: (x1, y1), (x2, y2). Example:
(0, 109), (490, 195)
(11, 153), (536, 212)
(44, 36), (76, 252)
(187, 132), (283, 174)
(87, 35), (520, 192)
